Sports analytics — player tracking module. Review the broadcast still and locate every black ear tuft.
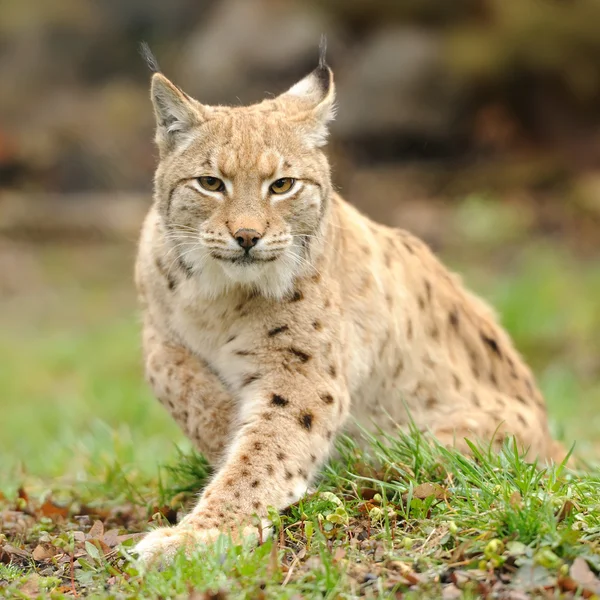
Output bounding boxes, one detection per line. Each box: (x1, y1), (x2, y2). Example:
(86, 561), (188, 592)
(318, 35), (328, 70)
(139, 42), (161, 74)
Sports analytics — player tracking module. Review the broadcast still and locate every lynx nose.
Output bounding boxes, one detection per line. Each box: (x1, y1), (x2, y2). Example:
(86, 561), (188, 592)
(234, 228), (262, 250)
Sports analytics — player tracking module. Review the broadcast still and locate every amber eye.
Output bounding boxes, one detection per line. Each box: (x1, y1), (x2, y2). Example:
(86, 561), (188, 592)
(198, 176), (225, 192)
(269, 178), (295, 195)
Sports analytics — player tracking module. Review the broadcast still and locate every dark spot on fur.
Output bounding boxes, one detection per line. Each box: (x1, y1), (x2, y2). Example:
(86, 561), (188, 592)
(178, 256), (194, 278)
(241, 469), (249, 477)
(480, 332), (502, 358)
(251, 480), (260, 488)
(517, 414), (527, 426)
(425, 280), (432, 302)
(326, 430), (333, 440)
(490, 372), (498, 385)
(290, 289), (303, 302)
(253, 501), (261, 510)
(268, 325), (289, 337)
(516, 394), (527, 404)
(312, 320), (323, 331)
(310, 454), (317, 463)
(321, 393), (334, 404)
(472, 392), (481, 407)
(425, 397), (437, 409)
(148, 375), (155, 385)
(430, 325), (440, 340)
(241, 454), (250, 463)
(235, 349), (255, 357)
(225, 478), (234, 487)
(385, 252), (392, 269)
(271, 393), (289, 407)
(253, 442), (263, 452)
(312, 272), (321, 283)
(452, 374), (462, 391)
(300, 412), (313, 430)
(242, 373), (262, 387)
(288, 347), (311, 363)
(526, 378), (534, 395)
(418, 296), (425, 310)
(393, 360), (404, 378)
(266, 464), (274, 475)
(226, 334), (237, 344)
(449, 309), (460, 329)
(276, 452), (286, 461)
(329, 364), (337, 378)
(403, 241), (415, 255)
(407, 319), (413, 340)
(298, 469), (307, 479)
(285, 470), (293, 480)
(234, 491), (240, 499)
(263, 412), (273, 421)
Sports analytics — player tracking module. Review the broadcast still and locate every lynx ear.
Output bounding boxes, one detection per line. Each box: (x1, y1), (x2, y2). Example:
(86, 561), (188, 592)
(279, 38), (336, 147)
(150, 73), (202, 152)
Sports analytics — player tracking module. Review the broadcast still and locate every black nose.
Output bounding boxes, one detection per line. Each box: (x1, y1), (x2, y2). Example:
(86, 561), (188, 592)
(234, 228), (262, 250)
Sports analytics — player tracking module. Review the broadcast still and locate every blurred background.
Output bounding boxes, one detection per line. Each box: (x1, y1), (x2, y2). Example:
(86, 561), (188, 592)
(1, 0), (599, 488)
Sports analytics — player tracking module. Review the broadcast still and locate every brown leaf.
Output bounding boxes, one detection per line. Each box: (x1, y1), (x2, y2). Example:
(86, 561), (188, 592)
(151, 505), (178, 524)
(557, 500), (576, 522)
(17, 487), (29, 503)
(32, 543), (58, 561)
(88, 519), (104, 539)
(360, 488), (380, 501)
(570, 557), (600, 595)
(19, 574), (40, 598)
(509, 491), (522, 508)
(40, 499), (69, 519)
(333, 546), (346, 563)
(2, 544), (30, 559)
(410, 482), (447, 500)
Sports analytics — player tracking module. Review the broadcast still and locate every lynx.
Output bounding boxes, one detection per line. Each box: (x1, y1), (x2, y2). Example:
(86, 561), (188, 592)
(133, 44), (565, 564)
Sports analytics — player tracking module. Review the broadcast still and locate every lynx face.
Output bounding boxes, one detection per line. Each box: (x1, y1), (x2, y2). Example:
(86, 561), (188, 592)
(150, 65), (335, 298)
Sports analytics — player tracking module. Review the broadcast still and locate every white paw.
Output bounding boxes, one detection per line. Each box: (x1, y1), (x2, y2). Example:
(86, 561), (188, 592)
(134, 525), (220, 568)
(133, 521), (272, 568)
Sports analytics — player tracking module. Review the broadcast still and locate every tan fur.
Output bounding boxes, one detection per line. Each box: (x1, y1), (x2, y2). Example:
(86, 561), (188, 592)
(133, 56), (565, 565)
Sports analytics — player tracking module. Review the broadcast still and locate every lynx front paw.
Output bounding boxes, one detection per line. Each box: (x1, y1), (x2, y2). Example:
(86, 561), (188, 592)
(134, 525), (220, 567)
(134, 521), (271, 568)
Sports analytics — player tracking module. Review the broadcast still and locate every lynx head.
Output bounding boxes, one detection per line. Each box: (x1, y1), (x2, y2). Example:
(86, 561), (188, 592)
(145, 42), (336, 300)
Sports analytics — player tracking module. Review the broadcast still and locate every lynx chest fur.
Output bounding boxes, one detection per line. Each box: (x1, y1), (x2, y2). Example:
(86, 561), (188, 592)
(133, 45), (564, 565)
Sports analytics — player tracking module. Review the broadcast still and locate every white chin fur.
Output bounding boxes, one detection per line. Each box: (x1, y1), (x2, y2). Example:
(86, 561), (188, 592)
(188, 249), (304, 301)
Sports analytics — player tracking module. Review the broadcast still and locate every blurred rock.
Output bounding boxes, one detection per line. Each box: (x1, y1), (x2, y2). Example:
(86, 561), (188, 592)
(177, 0), (343, 104)
(334, 27), (462, 158)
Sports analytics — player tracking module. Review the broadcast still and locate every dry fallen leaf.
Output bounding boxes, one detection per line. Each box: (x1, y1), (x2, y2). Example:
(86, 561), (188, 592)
(570, 557), (600, 595)
(32, 543), (58, 561)
(88, 519), (104, 539)
(509, 491), (522, 508)
(19, 574), (40, 598)
(406, 482), (447, 500)
(40, 499), (69, 519)
(557, 500), (576, 522)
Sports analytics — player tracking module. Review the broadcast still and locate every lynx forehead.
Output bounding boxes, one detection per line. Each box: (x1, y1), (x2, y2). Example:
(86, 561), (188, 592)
(133, 43), (565, 566)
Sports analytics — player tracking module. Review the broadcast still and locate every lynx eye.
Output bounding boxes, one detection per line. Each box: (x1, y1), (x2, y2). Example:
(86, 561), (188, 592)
(197, 176), (225, 192)
(269, 178), (295, 195)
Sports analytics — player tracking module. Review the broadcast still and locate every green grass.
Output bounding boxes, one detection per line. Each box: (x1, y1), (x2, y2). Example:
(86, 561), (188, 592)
(1, 237), (600, 598)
